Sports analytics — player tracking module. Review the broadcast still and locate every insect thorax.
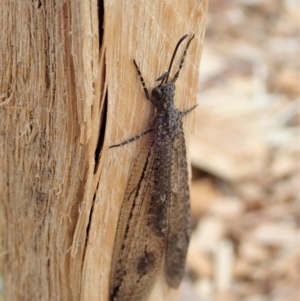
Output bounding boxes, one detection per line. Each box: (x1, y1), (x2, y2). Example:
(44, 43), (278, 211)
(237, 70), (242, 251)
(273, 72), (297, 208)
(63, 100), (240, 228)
(153, 108), (181, 144)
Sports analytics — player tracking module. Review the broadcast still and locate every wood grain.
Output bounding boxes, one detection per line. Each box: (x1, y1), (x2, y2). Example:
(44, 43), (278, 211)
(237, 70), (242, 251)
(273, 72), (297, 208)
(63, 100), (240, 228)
(0, 1), (207, 300)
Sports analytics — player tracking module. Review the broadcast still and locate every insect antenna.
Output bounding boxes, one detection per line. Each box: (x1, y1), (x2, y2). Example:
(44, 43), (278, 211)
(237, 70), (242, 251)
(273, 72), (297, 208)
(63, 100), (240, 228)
(158, 34), (189, 86)
(171, 34), (195, 83)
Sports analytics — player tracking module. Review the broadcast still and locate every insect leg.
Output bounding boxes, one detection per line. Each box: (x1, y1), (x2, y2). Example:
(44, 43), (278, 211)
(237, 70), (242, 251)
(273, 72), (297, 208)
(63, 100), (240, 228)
(110, 129), (154, 148)
(133, 59), (150, 100)
(181, 104), (198, 117)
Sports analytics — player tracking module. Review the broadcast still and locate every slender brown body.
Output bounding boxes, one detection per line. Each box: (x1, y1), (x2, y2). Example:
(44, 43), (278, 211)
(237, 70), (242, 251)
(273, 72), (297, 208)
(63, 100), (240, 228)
(110, 34), (195, 301)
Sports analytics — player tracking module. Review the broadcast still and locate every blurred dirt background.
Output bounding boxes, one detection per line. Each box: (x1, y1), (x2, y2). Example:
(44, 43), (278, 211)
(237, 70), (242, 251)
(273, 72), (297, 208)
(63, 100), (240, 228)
(181, 1), (299, 301)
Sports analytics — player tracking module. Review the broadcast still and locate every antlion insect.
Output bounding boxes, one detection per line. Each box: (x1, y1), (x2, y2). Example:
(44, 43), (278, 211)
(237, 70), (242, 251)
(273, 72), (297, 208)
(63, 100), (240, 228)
(110, 34), (196, 301)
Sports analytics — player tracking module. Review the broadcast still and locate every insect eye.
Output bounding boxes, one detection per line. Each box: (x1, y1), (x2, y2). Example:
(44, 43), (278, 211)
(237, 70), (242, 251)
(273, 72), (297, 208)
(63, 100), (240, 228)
(152, 87), (162, 99)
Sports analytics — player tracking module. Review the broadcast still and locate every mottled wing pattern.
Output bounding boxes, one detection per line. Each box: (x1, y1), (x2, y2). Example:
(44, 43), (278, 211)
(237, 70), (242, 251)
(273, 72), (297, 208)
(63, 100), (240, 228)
(110, 132), (168, 301)
(164, 119), (191, 288)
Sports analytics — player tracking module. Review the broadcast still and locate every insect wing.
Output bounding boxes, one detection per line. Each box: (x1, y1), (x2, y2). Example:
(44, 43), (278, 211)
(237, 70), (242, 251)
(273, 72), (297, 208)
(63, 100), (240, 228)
(110, 133), (165, 301)
(164, 124), (191, 288)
